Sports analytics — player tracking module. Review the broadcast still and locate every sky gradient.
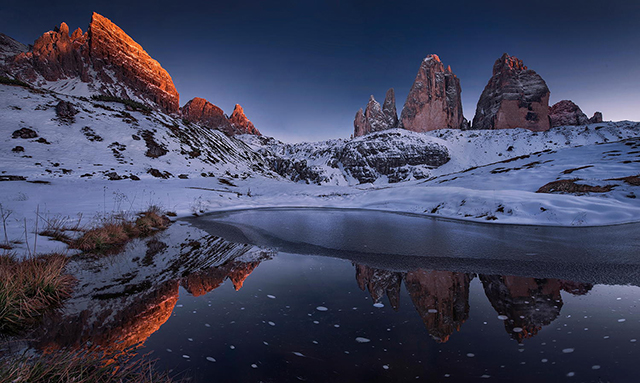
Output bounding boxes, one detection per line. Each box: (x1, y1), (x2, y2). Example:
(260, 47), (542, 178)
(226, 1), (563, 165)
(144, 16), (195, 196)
(2, 1), (639, 142)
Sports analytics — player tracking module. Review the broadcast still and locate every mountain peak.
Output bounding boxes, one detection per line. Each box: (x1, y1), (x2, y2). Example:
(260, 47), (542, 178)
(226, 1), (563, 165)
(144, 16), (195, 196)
(229, 104), (261, 135)
(1, 12), (179, 114)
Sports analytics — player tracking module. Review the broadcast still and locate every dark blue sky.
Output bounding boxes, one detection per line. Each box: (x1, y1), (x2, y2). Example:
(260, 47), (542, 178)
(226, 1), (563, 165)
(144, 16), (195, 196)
(2, 1), (639, 142)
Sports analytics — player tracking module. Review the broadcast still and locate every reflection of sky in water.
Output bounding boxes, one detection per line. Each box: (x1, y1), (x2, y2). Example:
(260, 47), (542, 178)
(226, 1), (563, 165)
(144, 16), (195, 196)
(141, 252), (640, 383)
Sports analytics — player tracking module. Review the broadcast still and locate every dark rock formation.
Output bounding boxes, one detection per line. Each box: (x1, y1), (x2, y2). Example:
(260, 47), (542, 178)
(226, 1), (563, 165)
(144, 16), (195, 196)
(228, 104), (261, 135)
(382, 88), (399, 129)
(355, 264), (403, 311)
(589, 111), (603, 124)
(549, 100), (589, 127)
(0, 33), (28, 76)
(181, 97), (234, 135)
(481, 275), (562, 342)
(3, 13), (180, 113)
(400, 55), (464, 132)
(404, 269), (472, 342)
(472, 53), (550, 131)
(354, 91), (398, 137)
(12, 127), (38, 139)
(55, 100), (78, 122)
(337, 130), (450, 183)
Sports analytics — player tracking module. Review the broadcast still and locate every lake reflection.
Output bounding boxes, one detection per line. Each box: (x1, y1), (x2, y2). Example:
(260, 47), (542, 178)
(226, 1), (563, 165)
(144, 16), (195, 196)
(17, 210), (640, 382)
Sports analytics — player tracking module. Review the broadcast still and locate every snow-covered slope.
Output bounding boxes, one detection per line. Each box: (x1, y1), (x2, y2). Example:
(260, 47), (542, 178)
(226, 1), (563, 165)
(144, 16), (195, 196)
(240, 123), (640, 186)
(0, 83), (271, 181)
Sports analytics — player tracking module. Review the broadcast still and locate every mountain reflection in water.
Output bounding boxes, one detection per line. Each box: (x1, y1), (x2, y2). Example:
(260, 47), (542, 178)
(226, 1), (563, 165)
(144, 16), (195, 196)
(11, 210), (640, 382)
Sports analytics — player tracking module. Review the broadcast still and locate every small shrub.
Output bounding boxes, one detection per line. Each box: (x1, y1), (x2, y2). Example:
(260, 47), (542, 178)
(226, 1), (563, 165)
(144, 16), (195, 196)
(0, 75), (31, 88)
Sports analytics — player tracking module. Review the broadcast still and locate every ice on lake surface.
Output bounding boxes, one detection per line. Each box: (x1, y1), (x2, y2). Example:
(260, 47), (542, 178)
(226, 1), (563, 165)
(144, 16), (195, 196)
(19, 209), (640, 382)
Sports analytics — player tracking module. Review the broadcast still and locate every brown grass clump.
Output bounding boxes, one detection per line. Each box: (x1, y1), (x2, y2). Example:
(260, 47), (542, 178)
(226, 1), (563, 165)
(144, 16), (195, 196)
(0, 253), (74, 335)
(536, 179), (615, 194)
(0, 349), (179, 383)
(71, 207), (170, 254)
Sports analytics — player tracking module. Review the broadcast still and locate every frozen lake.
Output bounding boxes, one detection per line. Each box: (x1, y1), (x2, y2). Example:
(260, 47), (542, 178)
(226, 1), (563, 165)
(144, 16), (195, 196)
(30, 209), (640, 382)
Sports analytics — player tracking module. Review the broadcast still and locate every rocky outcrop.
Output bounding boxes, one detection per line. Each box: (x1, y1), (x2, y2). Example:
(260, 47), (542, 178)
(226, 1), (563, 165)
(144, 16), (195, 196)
(480, 275), (562, 342)
(549, 100), (589, 127)
(404, 269), (472, 342)
(472, 53), (550, 131)
(229, 104), (261, 135)
(181, 97), (234, 135)
(589, 111), (603, 124)
(0, 33), (27, 75)
(3, 13), (180, 113)
(400, 55), (464, 132)
(337, 130), (450, 183)
(354, 90), (398, 137)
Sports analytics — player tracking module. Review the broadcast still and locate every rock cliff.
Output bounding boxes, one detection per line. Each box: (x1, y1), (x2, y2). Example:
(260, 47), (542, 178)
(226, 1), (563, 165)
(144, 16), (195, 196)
(400, 54), (464, 132)
(2, 13), (180, 113)
(472, 53), (550, 131)
(182, 97), (233, 135)
(549, 100), (589, 127)
(229, 104), (261, 135)
(354, 89), (398, 137)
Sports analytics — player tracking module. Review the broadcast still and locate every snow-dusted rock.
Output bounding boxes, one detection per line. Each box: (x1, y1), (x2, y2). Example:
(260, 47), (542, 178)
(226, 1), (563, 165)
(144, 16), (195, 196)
(243, 129), (450, 185)
(400, 54), (464, 132)
(181, 97), (234, 135)
(472, 53), (550, 131)
(549, 100), (589, 127)
(382, 88), (399, 130)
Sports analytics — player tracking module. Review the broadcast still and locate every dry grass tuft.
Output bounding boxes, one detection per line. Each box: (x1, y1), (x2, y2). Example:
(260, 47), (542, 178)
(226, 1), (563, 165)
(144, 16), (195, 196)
(71, 207), (170, 254)
(0, 349), (179, 383)
(0, 253), (74, 335)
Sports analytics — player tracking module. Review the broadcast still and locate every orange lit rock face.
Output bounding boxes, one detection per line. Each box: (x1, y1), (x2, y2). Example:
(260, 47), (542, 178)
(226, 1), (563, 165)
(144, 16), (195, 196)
(182, 259), (264, 296)
(6, 13), (179, 114)
(229, 104), (261, 135)
(472, 53), (550, 131)
(400, 55), (464, 132)
(181, 97), (235, 135)
(480, 275), (562, 342)
(404, 269), (472, 343)
(37, 280), (179, 353)
(88, 13), (179, 113)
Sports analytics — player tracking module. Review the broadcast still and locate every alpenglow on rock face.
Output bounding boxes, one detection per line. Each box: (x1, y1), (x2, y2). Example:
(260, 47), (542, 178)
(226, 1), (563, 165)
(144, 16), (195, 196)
(400, 54), (464, 132)
(181, 98), (260, 136)
(354, 89), (398, 137)
(229, 104), (261, 135)
(2, 13), (180, 113)
(181, 97), (234, 135)
(472, 53), (550, 131)
(549, 100), (589, 127)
